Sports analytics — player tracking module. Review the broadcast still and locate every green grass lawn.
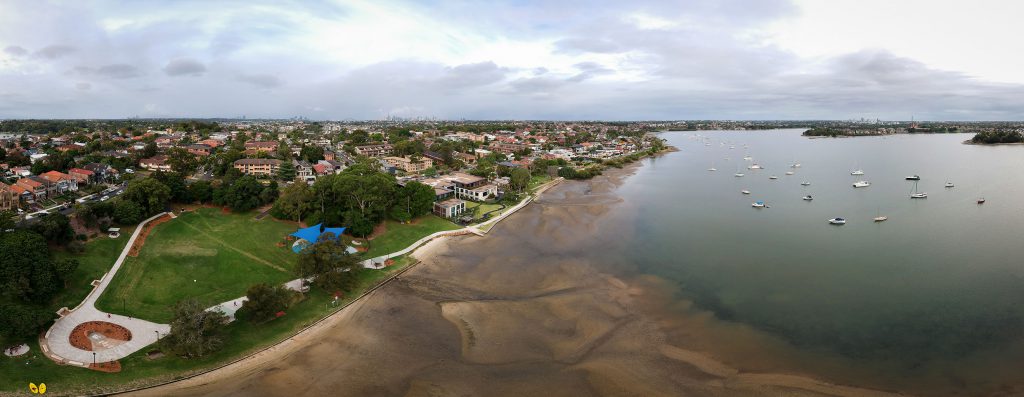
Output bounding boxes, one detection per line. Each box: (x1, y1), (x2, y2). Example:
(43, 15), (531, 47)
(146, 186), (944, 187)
(52, 227), (137, 312)
(96, 208), (298, 323)
(0, 256), (416, 395)
(363, 215), (460, 258)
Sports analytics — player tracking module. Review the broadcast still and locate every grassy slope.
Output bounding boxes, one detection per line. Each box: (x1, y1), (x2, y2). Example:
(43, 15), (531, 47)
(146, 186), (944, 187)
(0, 257), (414, 395)
(95, 208), (297, 323)
(363, 215), (460, 258)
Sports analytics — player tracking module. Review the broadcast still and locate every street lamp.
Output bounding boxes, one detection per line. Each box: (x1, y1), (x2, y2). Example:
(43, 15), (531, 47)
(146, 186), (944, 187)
(155, 330), (159, 342)
(92, 352), (96, 365)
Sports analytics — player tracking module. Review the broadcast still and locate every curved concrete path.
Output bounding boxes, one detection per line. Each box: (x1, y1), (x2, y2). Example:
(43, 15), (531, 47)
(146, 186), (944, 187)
(42, 212), (171, 367)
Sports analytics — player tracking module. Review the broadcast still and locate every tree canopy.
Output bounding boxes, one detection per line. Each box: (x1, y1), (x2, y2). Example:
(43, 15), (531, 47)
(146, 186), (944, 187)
(161, 298), (228, 358)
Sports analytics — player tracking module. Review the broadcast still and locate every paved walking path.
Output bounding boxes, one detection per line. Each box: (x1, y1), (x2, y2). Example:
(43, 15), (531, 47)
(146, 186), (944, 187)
(41, 213), (171, 367)
(41, 177), (564, 368)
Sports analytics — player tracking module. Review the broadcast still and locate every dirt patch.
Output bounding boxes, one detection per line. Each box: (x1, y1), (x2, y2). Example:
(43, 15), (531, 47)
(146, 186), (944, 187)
(69, 321), (133, 351)
(89, 360), (122, 373)
(127, 214), (172, 257)
(367, 222), (388, 239)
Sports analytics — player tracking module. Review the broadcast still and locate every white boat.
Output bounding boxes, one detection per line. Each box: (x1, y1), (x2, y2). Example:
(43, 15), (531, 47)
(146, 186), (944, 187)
(802, 195), (813, 201)
(800, 181), (811, 186)
(945, 181), (954, 188)
(769, 175), (778, 180)
(874, 207), (887, 222)
(910, 180), (927, 198)
(735, 172), (745, 177)
(708, 160), (716, 171)
(741, 190), (751, 194)
(790, 162), (801, 168)
(905, 175), (921, 180)
(752, 201), (766, 208)
(729, 146), (735, 149)
(785, 171), (795, 175)
(828, 217), (847, 225)
(977, 198), (986, 204)
(743, 156), (753, 161)
(851, 169), (864, 175)
(748, 164), (763, 170)
(852, 180), (871, 188)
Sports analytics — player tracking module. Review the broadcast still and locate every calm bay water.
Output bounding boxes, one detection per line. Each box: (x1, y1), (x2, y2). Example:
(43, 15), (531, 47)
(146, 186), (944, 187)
(611, 130), (1024, 392)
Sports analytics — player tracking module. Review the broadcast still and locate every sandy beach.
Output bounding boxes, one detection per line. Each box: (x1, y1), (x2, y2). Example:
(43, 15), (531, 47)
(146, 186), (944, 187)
(124, 162), (906, 397)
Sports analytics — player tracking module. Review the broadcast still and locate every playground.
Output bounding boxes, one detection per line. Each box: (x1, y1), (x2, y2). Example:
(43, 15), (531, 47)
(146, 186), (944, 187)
(96, 208), (298, 323)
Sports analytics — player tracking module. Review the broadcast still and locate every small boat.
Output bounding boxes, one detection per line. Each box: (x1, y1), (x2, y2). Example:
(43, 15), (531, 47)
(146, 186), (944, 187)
(828, 217), (846, 225)
(741, 190), (751, 195)
(977, 198), (986, 204)
(743, 156), (753, 161)
(852, 180), (871, 188)
(905, 175), (921, 180)
(790, 162), (801, 168)
(945, 182), (954, 188)
(748, 164), (764, 170)
(735, 172), (745, 177)
(802, 195), (813, 201)
(752, 201), (766, 208)
(729, 146), (735, 149)
(785, 171), (795, 175)
(800, 181), (811, 186)
(910, 180), (927, 198)
(708, 167), (717, 171)
(769, 175), (778, 180)
(851, 170), (864, 175)
(873, 207), (887, 222)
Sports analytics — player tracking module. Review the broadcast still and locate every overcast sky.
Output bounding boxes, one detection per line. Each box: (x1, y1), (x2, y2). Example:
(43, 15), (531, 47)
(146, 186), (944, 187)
(1, 0), (1023, 120)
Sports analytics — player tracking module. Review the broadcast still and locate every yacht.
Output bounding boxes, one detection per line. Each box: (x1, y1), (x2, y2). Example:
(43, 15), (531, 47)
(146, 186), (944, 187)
(874, 215), (888, 222)
(945, 181), (954, 188)
(802, 195), (813, 201)
(735, 172), (745, 177)
(905, 175), (921, 180)
(851, 170), (864, 176)
(852, 180), (871, 188)
(828, 217), (847, 225)
(743, 156), (753, 161)
(752, 201), (766, 208)
(800, 181), (811, 186)
(748, 164), (764, 170)
(790, 162), (801, 168)
(741, 190), (751, 195)
(708, 161), (717, 171)
(769, 175), (778, 180)
(910, 180), (927, 198)
(785, 171), (795, 175)
(977, 198), (986, 204)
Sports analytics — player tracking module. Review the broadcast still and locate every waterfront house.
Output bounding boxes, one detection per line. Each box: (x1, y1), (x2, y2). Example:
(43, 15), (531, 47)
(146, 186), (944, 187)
(433, 198), (466, 219)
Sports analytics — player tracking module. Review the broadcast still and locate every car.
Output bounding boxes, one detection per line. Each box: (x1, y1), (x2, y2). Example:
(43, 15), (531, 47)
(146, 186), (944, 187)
(125, 168), (135, 174)
(100, 195), (110, 201)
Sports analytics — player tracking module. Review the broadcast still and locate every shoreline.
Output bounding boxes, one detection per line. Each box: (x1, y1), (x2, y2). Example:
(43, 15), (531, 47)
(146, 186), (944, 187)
(961, 139), (1024, 145)
(120, 146), (904, 397)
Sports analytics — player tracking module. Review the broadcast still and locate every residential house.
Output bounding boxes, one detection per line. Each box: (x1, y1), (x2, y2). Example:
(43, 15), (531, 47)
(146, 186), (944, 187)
(244, 141), (278, 154)
(354, 144), (394, 158)
(383, 156), (433, 173)
(0, 183), (19, 211)
(433, 198), (466, 219)
(68, 168), (95, 185)
(39, 171), (78, 194)
(83, 163), (117, 182)
(187, 144), (213, 156)
(140, 155), (172, 172)
(233, 158), (281, 177)
(15, 177), (48, 202)
(449, 173), (498, 201)
(294, 160), (315, 183)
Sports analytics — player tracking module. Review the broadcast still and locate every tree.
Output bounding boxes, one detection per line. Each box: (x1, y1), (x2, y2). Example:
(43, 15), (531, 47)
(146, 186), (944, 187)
(272, 182), (314, 223)
(510, 167), (531, 192)
(166, 147), (199, 176)
(189, 180), (214, 203)
(299, 145), (324, 163)
(0, 301), (53, 341)
(0, 210), (15, 231)
(238, 283), (294, 323)
(113, 199), (145, 224)
(31, 213), (74, 244)
(277, 160), (296, 181)
(222, 175), (264, 212)
(122, 177), (171, 216)
(296, 238), (364, 293)
(152, 171), (191, 203)
(0, 230), (62, 301)
(161, 298), (228, 358)
(390, 181), (435, 222)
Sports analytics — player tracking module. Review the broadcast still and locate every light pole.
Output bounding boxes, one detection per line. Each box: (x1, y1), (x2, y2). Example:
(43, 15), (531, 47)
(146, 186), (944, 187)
(92, 352), (96, 365)
(155, 330), (159, 342)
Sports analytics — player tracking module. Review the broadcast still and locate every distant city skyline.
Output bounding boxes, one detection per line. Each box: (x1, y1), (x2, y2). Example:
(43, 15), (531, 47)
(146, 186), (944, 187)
(1, 0), (1023, 120)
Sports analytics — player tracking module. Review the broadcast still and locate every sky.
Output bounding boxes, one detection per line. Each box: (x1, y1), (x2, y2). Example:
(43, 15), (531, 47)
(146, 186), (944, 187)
(1, 0), (1023, 120)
